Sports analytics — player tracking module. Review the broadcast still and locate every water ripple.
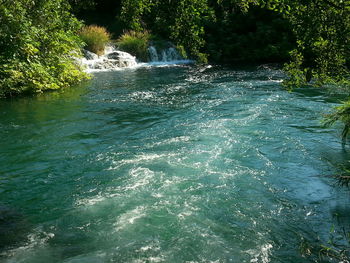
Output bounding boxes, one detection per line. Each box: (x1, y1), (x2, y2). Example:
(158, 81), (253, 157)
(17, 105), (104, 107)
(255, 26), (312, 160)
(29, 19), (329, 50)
(0, 66), (349, 262)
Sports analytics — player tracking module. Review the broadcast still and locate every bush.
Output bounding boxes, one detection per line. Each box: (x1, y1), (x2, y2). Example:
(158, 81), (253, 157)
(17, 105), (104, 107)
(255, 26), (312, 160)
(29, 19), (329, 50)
(116, 30), (150, 62)
(196, 53), (208, 64)
(0, 0), (88, 98)
(176, 45), (188, 59)
(79, 25), (111, 55)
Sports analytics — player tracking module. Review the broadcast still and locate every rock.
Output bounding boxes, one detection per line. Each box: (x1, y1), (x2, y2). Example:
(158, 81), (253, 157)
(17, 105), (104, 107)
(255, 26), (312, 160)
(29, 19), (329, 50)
(106, 51), (122, 60)
(79, 49), (137, 71)
(92, 59), (122, 70)
(82, 49), (98, 60)
(106, 51), (137, 68)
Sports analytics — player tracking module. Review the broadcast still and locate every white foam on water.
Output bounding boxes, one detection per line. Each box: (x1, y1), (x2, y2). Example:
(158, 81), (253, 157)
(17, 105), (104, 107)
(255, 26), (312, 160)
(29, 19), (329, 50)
(2, 229), (55, 262)
(146, 136), (192, 147)
(75, 194), (106, 206)
(114, 206), (147, 231)
(132, 256), (165, 263)
(78, 44), (194, 73)
(124, 167), (155, 190)
(247, 243), (273, 263)
(107, 152), (180, 170)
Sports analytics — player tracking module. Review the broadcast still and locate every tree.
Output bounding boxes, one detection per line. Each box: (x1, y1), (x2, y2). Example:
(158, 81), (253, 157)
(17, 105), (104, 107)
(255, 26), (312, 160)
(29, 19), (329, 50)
(204, 2), (294, 63)
(276, 0), (350, 87)
(120, 0), (212, 60)
(120, 0), (349, 82)
(275, 0), (350, 143)
(0, 0), (88, 97)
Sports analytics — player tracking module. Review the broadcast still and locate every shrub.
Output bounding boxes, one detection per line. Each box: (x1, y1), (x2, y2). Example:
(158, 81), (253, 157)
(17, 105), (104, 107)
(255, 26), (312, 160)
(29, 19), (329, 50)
(196, 53), (208, 64)
(79, 25), (111, 55)
(116, 30), (150, 62)
(0, 0), (88, 98)
(176, 45), (188, 59)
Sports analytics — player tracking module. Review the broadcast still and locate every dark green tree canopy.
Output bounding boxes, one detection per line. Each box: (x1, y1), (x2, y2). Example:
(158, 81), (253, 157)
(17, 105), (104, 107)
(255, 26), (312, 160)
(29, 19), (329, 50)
(120, 0), (349, 85)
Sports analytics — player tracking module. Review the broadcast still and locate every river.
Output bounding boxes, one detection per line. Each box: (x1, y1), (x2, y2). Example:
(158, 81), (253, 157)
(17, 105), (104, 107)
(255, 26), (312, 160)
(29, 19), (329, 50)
(0, 65), (349, 262)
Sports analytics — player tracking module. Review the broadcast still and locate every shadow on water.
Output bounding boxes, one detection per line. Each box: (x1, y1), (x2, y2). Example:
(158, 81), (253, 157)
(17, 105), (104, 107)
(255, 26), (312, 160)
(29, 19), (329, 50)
(0, 204), (30, 253)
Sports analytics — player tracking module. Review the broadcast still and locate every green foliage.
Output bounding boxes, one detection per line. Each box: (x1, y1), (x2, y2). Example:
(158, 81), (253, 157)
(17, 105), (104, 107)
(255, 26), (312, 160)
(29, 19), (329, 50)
(204, 5), (294, 64)
(119, 0), (295, 63)
(120, 0), (211, 60)
(120, 0), (152, 32)
(0, 0), (88, 97)
(68, 0), (96, 13)
(69, 0), (125, 37)
(168, 0), (211, 58)
(119, 0), (349, 77)
(116, 30), (150, 61)
(176, 45), (188, 59)
(299, 234), (350, 262)
(1, 0), (348, 98)
(79, 25), (111, 55)
(275, 0), (350, 147)
(324, 100), (350, 142)
(279, 0), (350, 88)
(283, 49), (308, 89)
(196, 53), (208, 64)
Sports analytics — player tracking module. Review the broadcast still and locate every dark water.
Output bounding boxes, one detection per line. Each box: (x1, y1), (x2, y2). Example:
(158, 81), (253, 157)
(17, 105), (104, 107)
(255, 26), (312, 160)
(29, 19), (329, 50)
(0, 65), (349, 262)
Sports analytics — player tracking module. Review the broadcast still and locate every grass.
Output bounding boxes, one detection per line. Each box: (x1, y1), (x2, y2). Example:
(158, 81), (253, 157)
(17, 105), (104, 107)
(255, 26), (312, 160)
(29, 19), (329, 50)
(116, 30), (151, 62)
(79, 25), (111, 55)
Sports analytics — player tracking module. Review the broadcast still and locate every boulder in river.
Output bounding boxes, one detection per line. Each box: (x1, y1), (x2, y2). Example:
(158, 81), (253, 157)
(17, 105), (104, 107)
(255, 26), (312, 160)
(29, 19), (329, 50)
(106, 51), (137, 67)
(79, 49), (137, 71)
(82, 49), (99, 60)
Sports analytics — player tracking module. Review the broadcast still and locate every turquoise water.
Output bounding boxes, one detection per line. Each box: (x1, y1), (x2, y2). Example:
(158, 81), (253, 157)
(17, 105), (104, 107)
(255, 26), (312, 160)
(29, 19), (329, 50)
(0, 65), (349, 262)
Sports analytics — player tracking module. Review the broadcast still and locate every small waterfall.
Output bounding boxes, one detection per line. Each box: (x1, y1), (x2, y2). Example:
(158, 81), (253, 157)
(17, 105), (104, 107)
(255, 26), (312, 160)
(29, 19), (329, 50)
(147, 46), (188, 63)
(104, 45), (117, 54)
(161, 50), (167, 62)
(77, 44), (192, 72)
(79, 44), (138, 72)
(148, 46), (159, 62)
(166, 47), (182, 61)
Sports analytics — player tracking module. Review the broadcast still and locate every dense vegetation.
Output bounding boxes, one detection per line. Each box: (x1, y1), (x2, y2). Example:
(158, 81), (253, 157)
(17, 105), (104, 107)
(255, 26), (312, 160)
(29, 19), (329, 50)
(0, 0), (88, 97)
(4, 0), (350, 148)
(118, 0), (350, 86)
(281, 0), (350, 88)
(69, 0), (349, 85)
(1, 0), (350, 142)
(204, 6), (294, 64)
(119, 0), (295, 64)
(2, 0), (348, 95)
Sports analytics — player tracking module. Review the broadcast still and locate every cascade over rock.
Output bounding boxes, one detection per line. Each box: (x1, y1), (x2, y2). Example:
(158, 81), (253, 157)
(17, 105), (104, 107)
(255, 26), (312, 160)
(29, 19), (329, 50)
(147, 46), (184, 62)
(80, 45), (137, 71)
(148, 46), (159, 61)
(78, 44), (192, 72)
(106, 51), (137, 67)
(82, 49), (99, 60)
